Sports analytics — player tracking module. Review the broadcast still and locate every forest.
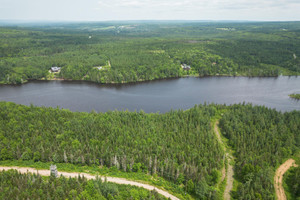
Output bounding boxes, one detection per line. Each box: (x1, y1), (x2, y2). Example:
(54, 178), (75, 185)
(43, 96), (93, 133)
(1, 21), (300, 84)
(0, 102), (299, 199)
(0, 102), (224, 199)
(0, 169), (166, 200)
(219, 104), (300, 199)
(283, 161), (300, 200)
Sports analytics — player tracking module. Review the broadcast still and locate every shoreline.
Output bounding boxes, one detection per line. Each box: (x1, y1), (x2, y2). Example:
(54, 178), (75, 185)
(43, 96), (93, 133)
(1, 74), (298, 86)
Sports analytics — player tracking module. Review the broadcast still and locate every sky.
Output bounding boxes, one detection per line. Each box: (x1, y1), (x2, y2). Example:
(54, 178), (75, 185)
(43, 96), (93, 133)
(0, 0), (300, 21)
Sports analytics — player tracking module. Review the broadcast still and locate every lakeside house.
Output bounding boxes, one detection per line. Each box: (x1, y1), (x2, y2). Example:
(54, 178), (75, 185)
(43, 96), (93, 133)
(181, 64), (191, 70)
(51, 66), (61, 72)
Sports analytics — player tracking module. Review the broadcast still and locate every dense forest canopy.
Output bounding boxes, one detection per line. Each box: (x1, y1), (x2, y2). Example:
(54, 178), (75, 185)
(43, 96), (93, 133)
(219, 105), (300, 199)
(283, 163), (300, 199)
(0, 169), (166, 200)
(0, 102), (224, 199)
(0, 102), (299, 199)
(1, 21), (300, 84)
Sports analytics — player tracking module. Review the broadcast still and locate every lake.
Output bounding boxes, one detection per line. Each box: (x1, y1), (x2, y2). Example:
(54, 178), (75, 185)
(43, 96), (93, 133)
(0, 76), (299, 113)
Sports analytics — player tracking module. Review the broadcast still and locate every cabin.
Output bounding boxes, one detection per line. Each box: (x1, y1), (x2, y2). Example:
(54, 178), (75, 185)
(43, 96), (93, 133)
(51, 66), (61, 72)
(181, 64), (191, 70)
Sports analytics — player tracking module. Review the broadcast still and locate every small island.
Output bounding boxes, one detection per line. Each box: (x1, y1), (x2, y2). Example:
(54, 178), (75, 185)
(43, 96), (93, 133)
(289, 93), (300, 100)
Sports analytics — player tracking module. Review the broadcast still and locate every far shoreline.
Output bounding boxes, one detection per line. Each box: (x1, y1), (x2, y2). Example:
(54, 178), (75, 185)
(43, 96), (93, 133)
(1, 74), (299, 86)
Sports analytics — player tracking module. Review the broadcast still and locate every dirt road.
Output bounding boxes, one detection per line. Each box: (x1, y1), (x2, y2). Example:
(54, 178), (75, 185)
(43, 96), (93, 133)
(274, 159), (298, 200)
(214, 121), (234, 200)
(0, 166), (180, 200)
(224, 155), (234, 200)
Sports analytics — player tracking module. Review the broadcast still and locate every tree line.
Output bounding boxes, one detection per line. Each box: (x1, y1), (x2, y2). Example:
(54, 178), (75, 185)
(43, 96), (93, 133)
(0, 102), (224, 199)
(1, 21), (300, 84)
(0, 169), (166, 200)
(219, 104), (300, 200)
(0, 102), (299, 199)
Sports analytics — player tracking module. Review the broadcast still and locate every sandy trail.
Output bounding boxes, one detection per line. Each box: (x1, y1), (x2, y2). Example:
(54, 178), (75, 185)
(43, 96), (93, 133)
(224, 154), (234, 200)
(274, 159), (298, 200)
(0, 166), (180, 200)
(214, 121), (234, 200)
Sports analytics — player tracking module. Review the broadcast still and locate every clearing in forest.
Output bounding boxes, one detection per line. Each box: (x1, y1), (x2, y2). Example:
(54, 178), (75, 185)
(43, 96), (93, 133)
(214, 121), (234, 200)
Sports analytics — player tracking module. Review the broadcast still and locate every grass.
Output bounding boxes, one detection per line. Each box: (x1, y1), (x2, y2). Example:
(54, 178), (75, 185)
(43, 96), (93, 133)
(0, 160), (193, 200)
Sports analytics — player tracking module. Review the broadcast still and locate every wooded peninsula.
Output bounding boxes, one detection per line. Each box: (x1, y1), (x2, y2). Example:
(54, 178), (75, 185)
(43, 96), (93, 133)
(289, 94), (300, 100)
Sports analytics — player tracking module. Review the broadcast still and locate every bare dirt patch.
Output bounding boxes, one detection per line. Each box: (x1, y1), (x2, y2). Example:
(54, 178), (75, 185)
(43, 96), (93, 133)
(274, 159), (298, 200)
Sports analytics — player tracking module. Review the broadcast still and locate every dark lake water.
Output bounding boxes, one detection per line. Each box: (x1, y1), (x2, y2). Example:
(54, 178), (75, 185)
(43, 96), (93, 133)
(0, 76), (299, 113)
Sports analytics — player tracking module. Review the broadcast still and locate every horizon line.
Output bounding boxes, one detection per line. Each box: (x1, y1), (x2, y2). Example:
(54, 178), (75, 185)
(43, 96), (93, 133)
(1, 19), (300, 24)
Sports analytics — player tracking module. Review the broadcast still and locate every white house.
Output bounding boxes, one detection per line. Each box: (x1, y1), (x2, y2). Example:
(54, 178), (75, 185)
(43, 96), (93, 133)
(181, 64), (191, 70)
(51, 67), (61, 72)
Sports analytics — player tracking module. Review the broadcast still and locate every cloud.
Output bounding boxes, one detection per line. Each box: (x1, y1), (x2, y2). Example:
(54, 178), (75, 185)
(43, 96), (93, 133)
(96, 0), (300, 11)
(92, 0), (300, 20)
(97, 0), (197, 9)
(215, 0), (300, 10)
(1, 0), (300, 21)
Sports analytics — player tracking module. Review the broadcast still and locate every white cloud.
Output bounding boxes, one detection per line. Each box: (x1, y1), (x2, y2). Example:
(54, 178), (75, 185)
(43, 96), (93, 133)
(96, 0), (300, 11)
(97, 0), (198, 8)
(1, 0), (300, 21)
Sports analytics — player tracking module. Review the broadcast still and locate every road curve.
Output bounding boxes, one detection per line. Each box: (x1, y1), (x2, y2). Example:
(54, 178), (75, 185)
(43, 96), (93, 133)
(274, 159), (298, 200)
(0, 166), (180, 200)
(214, 121), (234, 200)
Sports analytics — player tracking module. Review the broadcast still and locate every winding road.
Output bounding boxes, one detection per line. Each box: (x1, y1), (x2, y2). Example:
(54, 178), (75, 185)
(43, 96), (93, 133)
(0, 166), (180, 200)
(214, 121), (299, 200)
(274, 159), (298, 200)
(214, 121), (234, 200)
(2, 123), (295, 200)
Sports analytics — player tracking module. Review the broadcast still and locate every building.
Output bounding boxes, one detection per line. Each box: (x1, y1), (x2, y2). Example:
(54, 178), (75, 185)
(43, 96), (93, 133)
(50, 165), (58, 177)
(181, 64), (191, 70)
(51, 66), (61, 72)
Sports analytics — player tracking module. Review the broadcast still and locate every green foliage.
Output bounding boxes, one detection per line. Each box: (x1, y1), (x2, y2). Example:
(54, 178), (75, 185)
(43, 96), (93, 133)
(219, 104), (300, 199)
(283, 165), (300, 200)
(187, 179), (195, 194)
(289, 94), (300, 100)
(0, 148), (13, 160)
(1, 21), (300, 84)
(33, 151), (41, 162)
(0, 159), (193, 199)
(0, 101), (224, 199)
(1, 101), (299, 199)
(0, 170), (166, 200)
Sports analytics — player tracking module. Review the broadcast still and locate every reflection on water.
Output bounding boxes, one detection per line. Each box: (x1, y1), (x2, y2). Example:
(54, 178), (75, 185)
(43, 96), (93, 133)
(0, 76), (299, 113)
